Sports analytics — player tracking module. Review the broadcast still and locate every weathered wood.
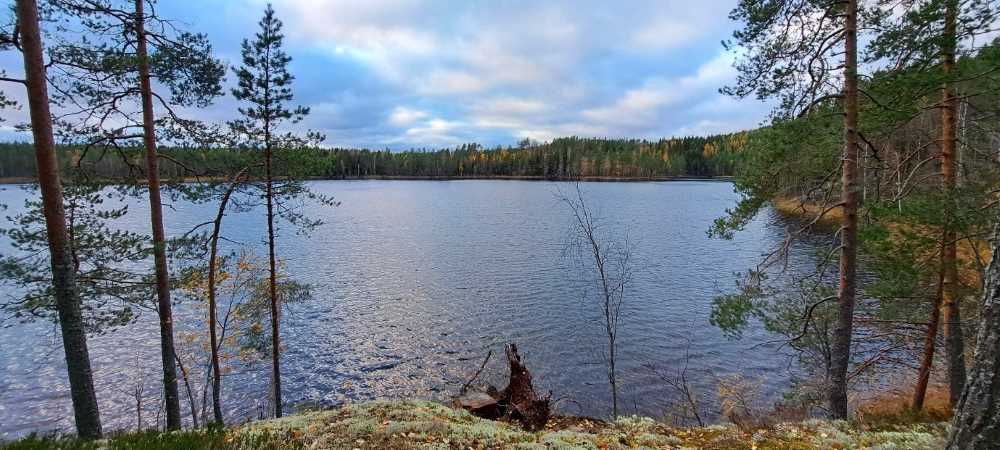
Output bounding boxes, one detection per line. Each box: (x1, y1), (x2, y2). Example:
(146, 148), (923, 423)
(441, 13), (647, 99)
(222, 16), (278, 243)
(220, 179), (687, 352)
(456, 392), (500, 418)
(498, 344), (551, 430)
(456, 343), (551, 430)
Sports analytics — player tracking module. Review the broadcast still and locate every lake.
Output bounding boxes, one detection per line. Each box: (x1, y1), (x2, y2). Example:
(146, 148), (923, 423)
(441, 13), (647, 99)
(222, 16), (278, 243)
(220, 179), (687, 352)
(0, 180), (816, 437)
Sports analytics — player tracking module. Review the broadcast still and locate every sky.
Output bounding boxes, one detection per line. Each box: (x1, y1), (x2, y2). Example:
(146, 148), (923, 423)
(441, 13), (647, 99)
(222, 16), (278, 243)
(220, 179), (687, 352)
(0, 0), (773, 150)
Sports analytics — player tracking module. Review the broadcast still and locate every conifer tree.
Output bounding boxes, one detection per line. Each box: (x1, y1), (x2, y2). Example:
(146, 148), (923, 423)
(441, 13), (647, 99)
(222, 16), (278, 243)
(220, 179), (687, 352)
(230, 4), (327, 418)
(866, 0), (998, 410)
(43, 0), (225, 429)
(722, 0), (864, 419)
(8, 0), (103, 438)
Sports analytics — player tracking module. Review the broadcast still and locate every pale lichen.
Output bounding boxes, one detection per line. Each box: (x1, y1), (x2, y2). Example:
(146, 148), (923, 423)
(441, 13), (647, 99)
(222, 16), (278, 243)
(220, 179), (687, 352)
(219, 400), (949, 450)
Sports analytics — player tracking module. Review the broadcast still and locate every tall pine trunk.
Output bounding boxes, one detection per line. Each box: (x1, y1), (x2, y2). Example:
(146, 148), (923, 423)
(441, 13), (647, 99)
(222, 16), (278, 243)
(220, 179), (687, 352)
(828, 0), (860, 420)
(940, 0), (966, 409)
(265, 139), (282, 418)
(17, 0), (103, 438)
(945, 219), (1000, 449)
(134, 0), (181, 430)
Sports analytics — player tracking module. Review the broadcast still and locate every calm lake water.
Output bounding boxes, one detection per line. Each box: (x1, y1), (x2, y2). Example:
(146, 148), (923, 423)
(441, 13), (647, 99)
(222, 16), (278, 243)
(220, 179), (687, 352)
(0, 180), (816, 437)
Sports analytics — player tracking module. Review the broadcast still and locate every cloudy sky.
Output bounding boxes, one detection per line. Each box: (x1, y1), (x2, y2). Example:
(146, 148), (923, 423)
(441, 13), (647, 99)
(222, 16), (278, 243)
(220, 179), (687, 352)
(1, 0), (772, 149)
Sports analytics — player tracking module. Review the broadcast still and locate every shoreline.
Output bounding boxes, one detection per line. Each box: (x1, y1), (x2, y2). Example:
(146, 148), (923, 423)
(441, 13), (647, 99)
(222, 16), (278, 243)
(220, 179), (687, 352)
(0, 174), (734, 185)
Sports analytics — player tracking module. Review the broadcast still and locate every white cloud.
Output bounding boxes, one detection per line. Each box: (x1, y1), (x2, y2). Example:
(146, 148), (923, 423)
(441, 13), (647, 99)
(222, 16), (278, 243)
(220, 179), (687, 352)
(582, 79), (682, 126)
(388, 106), (429, 127)
(417, 70), (488, 96)
(0, 1), (767, 148)
(255, 1), (758, 147)
(394, 118), (464, 146)
(581, 53), (736, 130)
(472, 97), (549, 116)
(627, 10), (718, 51)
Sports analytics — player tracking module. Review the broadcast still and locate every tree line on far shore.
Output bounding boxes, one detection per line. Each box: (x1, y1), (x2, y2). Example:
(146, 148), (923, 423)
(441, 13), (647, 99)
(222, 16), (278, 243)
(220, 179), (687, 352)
(0, 132), (745, 181)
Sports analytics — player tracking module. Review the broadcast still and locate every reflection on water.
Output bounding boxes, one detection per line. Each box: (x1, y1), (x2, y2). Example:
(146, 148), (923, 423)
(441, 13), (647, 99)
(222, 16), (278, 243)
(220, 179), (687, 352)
(0, 180), (814, 437)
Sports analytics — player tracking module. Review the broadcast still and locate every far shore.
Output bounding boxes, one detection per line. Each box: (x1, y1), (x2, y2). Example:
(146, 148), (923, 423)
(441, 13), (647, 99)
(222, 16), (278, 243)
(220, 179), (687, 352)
(0, 174), (734, 185)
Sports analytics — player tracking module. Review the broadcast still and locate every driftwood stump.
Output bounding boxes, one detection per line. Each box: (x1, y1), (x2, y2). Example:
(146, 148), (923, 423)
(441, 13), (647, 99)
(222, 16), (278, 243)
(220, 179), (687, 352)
(455, 343), (552, 430)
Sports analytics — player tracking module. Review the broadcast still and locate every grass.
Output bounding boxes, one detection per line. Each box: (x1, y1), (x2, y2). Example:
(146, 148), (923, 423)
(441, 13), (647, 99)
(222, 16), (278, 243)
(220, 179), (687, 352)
(1, 400), (950, 449)
(851, 385), (953, 432)
(1, 426), (301, 450)
(773, 197), (844, 229)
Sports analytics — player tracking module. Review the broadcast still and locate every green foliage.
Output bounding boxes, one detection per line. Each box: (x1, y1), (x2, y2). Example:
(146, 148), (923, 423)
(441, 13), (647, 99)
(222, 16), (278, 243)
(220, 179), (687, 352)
(228, 4), (336, 233)
(45, 0), (225, 153)
(866, 0), (997, 67)
(0, 433), (98, 450)
(709, 114), (841, 240)
(723, 0), (863, 118)
(712, 269), (839, 411)
(0, 177), (213, 333)
(0, 182), (154, 332)
(709, 272), (768, 338)
(229, 4), (322, 151)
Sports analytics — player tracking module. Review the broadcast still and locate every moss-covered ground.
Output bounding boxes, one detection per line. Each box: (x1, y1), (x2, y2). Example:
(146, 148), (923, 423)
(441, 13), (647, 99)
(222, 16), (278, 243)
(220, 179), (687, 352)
(1, 400), (949, 449)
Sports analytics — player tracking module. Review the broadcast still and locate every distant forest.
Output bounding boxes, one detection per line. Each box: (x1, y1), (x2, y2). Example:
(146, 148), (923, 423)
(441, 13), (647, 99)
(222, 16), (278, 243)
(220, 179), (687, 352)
(0, 134), (746, 181)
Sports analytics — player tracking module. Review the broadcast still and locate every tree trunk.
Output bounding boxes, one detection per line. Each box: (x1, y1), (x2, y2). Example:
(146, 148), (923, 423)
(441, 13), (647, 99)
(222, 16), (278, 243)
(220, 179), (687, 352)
(176, 355), (198, 429)
(206, 230), (224, 426)
(17, 0), (103, 438)
(913, 271), (944, 410)
(828, 0), (860, 420)
(945, 220), (1000, 449)
(134, 0), (181, 430)
(265, 139), (282, 418)
(940, 0), (966, 410)
(205, 168), (248, 425)
(609, 339), (618, 419)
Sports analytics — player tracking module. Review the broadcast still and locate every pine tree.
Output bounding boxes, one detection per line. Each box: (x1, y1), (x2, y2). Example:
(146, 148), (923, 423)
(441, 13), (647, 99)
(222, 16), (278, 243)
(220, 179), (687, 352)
(134, 0), (181, 428)
(722, 0), (864, 419)
(12, 0), (102, 438)
(864, 0), (999, 410)
(229, 4), (326, 418)
(43, 0), (225, 429)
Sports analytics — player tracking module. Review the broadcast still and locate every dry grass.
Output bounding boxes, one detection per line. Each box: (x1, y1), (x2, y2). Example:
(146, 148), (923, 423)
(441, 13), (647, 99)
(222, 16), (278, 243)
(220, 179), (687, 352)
(774, 196), (992, 287)
(854, 385), (952, 431)
(773, 197), (844, 228)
